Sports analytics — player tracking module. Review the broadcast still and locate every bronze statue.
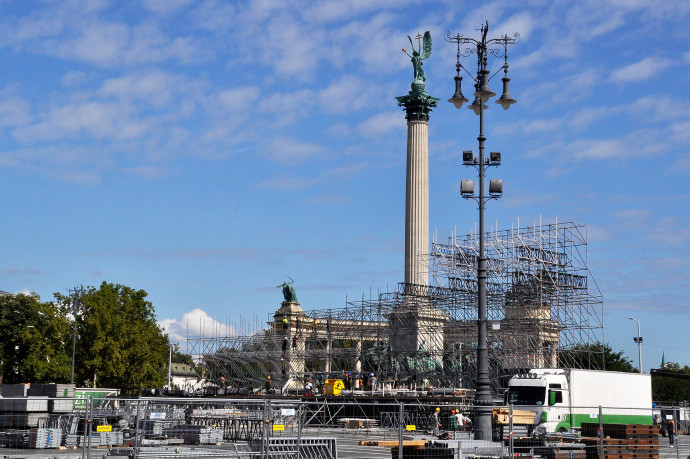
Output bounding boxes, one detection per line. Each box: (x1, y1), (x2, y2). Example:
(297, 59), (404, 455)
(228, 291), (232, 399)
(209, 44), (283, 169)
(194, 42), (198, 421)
(277, 277), (298, 302)
(402, 31), (432, 83)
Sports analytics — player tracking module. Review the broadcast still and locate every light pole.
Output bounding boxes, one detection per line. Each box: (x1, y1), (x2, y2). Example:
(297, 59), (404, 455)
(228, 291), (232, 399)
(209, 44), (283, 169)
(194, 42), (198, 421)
(69, 287), (83, 385)
(629, 317), (643, 373)
(446, 21), (518, 441)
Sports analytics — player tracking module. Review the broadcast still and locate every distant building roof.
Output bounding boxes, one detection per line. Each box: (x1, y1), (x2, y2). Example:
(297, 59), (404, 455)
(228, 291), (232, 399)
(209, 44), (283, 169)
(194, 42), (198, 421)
(171, 363), (198, 377)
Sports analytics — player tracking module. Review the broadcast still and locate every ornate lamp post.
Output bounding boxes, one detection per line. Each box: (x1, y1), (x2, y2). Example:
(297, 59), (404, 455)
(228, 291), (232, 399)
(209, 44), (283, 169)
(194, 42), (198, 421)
(446, 21), (518, 441)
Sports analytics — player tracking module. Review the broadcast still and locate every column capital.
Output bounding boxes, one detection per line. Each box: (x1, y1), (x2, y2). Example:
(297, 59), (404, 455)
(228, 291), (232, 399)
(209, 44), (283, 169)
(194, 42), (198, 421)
(396, 83), (440, 122)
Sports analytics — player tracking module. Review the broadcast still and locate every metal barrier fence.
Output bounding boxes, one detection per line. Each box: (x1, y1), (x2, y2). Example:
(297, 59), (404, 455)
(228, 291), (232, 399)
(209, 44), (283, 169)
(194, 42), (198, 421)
(0, 394), (687, 459)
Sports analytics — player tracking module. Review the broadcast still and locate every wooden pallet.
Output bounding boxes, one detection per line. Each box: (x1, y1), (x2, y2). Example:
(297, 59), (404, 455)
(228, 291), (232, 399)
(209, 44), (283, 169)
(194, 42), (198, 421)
(599, 455), (659, 459)
(360, 440), (426, 447)
(581, 437), (659, 446)
(581, 423), (659, 439)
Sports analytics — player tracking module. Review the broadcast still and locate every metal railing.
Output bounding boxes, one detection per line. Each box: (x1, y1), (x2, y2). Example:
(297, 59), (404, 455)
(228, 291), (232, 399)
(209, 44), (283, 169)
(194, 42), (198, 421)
(0, 392), (687, 459)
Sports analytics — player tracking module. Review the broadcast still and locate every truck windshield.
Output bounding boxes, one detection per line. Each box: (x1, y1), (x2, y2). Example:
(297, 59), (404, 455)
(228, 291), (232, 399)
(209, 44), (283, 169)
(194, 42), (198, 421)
(507, 386), (545, 405)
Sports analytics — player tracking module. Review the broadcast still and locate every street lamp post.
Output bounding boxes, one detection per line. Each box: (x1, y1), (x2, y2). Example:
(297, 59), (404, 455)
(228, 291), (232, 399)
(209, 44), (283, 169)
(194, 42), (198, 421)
(629, 317), (643, 373)
(446, 22), (518, 441)
(69, 287), (83, 386)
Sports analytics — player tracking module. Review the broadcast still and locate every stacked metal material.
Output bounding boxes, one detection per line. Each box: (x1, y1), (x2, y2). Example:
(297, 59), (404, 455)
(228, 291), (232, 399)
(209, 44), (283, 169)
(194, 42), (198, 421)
(65, 433), (80, 446)
(29, 427), (62, 448)
(100, 430), (124, 445)
(162, 425), (223, 444)
(1, 383), (30, 397)
(5, 430), (28, 448)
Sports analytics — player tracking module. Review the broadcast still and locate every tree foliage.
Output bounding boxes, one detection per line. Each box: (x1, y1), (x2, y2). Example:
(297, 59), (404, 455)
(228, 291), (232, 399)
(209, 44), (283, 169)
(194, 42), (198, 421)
(55, 282), (170, 394)
(558, 341), (636, 372)
(652, 362), (690, 402)
(0, 293), (72, 383)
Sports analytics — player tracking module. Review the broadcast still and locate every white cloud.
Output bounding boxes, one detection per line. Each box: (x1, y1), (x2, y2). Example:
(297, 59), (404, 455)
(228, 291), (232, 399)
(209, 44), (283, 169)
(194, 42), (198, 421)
(56, 21), (131, 67)
(495, 12), (534, 42)
(302, 0), (415, 24)
(307, 192), (349, 206)
(629, 95), (690, 123)
(522, 118), (564, 134)
(256, 89), (315, 127)
(261, 136), (324, 164)
(257, 175), (320, 191)
(159, 308), (235, 345)
(610, 56), (672, 83)
(190, 0), (237, 32)
(317, 76), (367, 114)
(357, 111), (404, 138)
(0, 95), (31, 127)
(13, 100), (150, 143)
(257, 13), (324, 80)
(217, 86), (262, 113)
(571, 138), (627, 160)
(100, 71), (188, 108)
(60, 71), (87, 88)
(143, 0), (194, 15)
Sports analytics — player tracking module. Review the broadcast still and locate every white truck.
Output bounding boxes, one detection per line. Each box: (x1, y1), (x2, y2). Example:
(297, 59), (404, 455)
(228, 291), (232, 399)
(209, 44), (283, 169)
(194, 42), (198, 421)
(504, 368), (653, 433)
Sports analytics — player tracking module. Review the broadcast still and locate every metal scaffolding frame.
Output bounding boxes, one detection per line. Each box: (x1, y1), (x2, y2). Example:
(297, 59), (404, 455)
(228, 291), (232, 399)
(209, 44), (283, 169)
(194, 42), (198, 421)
(187, 221), (604, 394)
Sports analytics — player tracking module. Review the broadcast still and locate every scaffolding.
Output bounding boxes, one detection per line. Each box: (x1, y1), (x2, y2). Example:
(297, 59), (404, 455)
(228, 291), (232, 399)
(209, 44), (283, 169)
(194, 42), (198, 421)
(187, 221), (604, 394)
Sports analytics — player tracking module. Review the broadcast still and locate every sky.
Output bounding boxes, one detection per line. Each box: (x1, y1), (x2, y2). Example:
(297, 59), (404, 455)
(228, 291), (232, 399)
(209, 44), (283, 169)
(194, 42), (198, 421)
(1, 0), (689, 372)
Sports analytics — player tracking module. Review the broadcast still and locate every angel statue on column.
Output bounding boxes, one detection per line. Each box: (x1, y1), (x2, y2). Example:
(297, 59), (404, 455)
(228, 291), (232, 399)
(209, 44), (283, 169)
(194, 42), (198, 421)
(402, 31), (432, 83)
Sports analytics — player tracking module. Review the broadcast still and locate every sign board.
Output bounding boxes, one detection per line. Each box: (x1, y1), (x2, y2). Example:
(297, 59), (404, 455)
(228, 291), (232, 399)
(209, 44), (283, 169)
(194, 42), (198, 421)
(272, 424), (285, 431)
(149, 412), (167, 419)
(97, 425), (112, 432)
(73, 388), (120, 410)
(406, 425), (416, 431)
(281, 408), (296, 416)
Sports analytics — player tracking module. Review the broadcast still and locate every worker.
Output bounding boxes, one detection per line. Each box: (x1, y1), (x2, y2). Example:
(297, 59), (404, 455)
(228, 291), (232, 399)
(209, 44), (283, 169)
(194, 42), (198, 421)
(432, 407), (442, 435)
(264, 376), (273, 394)
(282, 316), (289, 331)
(292, 335), (297, 349)
(667, 418), (675, 446)
(449, 410), (459, 430)
(305, 380), (313, 396)
(454, 410), (465, 430)
(281, 358), (286, 375)
(344, 372), (352, 390)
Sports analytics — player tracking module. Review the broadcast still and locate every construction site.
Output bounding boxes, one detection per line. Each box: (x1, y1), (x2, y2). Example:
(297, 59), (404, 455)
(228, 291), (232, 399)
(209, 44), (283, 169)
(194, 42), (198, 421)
(188, 220), (605, 394)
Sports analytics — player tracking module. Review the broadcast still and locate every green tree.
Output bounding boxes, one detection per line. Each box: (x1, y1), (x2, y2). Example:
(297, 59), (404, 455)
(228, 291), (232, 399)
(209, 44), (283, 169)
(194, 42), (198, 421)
(56, 282), (170, 394)
(558, 341), (636, 372)
(20, 301), (73, 382)
(0, 292), (72, 383)
(652, 362), (690, 402)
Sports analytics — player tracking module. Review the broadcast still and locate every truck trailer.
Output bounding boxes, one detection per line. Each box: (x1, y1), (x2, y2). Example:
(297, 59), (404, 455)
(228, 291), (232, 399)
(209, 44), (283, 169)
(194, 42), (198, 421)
(504, 368), (653, 433)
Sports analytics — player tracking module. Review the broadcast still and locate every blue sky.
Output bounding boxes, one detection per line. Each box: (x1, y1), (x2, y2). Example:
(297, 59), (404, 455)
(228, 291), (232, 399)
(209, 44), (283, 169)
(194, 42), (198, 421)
(1, 1), (688, 371)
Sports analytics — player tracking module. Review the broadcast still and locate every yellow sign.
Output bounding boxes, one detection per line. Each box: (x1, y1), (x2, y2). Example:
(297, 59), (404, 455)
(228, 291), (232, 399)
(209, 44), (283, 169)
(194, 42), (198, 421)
(405, 425), (416, 431)
(97, 425), (112, 432)
(272, 424), (285, 431)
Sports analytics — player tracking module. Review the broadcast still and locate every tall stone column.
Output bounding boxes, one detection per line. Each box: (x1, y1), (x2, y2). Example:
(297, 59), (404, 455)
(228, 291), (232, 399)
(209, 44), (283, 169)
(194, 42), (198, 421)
(392, 80), (444, 375)
(397, 81), (439, 287)
(405, 120), (430, 286)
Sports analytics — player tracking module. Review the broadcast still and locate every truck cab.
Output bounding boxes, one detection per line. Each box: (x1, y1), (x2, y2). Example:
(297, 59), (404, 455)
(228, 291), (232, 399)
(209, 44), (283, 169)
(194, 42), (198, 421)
(506, 369), (570, 432)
